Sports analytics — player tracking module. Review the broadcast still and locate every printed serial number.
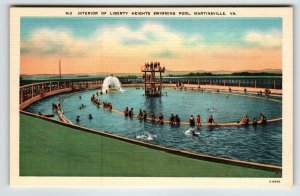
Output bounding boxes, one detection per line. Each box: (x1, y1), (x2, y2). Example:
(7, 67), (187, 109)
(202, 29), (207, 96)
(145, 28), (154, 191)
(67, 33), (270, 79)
(269, 180), (281, 183)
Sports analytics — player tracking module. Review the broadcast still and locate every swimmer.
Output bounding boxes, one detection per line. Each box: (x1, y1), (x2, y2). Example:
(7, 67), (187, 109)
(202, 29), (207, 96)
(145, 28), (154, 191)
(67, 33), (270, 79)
(169, 114), (175, 124)
(259, 113), (267, 124)
(207, 115), (216, 125)
(239, 115), (249, 125)
(157, 113), (164, 123)
(189, 115), (195, 126)
(136, 134), (156, 141)
(138, 109), (143, 119)
(196, 115), (201, 126)
(207, 108), (216, 112)
(129, 108), (134, 117)
(124, 107), (129, 116)
(88, 114), (93, 120)
(142, 110), (147, 120)
(175, 114), (181, 125)
(185, 128), (199, 137)
(76, 116), (80, 123)
(252, 118), (258, 126)
(191, 130), (198, 137)
(149, 112), (155, 122)
(52, 103), (56, 110)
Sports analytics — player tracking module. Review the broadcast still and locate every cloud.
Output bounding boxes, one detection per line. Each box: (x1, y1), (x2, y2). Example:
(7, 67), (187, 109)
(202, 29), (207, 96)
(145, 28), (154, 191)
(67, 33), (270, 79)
(98, 22), (187, 48)
(21, 23), (204, 58)
(151, 49), (176, 58)
(244, 30), (281, 48)
(21, 28), (91, 56)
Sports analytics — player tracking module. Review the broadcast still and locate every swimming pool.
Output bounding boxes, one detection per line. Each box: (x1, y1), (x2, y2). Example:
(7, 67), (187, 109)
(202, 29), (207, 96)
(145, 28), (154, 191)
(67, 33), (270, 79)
(25, 87), (282, 166)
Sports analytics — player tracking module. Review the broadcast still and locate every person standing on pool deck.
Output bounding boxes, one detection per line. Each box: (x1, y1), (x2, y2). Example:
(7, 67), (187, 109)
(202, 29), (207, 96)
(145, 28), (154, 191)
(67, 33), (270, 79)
(189, 115), (195, 126)
(196, 115), (201, 126)
(207, 115), (216, 125)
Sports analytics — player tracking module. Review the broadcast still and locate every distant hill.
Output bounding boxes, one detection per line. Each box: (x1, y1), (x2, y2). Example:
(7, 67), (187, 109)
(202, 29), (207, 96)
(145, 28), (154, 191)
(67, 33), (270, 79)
(20, 69), (282, 79)
(165, 69), (282, 76)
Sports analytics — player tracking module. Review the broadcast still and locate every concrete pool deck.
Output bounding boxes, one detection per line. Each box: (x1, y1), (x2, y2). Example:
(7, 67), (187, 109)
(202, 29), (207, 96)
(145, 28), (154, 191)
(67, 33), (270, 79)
(20, 113), (281, 177)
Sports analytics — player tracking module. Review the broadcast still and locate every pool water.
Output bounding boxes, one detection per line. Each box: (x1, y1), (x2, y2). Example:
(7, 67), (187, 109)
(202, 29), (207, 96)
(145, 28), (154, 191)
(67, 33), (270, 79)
(25, 88), (282, 166)
(24, 92), (69, 121)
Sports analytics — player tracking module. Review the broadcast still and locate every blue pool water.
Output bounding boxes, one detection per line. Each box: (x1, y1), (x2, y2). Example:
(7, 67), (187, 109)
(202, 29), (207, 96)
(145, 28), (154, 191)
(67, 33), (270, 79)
(25, 92), (69, 121)
(25, 88), (282, 166)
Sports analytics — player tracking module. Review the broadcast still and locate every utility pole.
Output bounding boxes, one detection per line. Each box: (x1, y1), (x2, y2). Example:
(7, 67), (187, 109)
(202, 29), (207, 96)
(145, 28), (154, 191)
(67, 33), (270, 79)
(59, 59), (62, 80)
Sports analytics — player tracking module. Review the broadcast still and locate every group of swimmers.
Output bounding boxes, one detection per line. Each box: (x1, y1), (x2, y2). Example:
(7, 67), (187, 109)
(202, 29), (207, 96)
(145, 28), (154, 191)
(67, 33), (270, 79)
(123, 108), (219, 126)
(124, 108), (182, 125)
(87, 91), (268, 127)
(188, 115), (216, 126)
(102, 102), (112, 110)
(124, 107), (134, 117)
(143, 61), (165, 71)
(168, 114), (181, 125)
(174, 85), (274, 98)
(75, 113), (93, 123)
(238, 113), (267, 126)
(145, 86), (162, 96)
(91, 94), (101, 105)
(90, 94), (112, 111)
(79, 104), (87, 110)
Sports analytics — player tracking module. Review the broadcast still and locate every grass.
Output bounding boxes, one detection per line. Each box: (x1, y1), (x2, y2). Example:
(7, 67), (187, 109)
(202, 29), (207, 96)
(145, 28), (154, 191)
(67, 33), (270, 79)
(20, 113), (281, 177)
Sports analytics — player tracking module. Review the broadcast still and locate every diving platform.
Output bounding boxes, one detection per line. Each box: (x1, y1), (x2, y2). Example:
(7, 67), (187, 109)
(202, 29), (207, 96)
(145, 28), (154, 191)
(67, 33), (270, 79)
(142, 62), (165, 97)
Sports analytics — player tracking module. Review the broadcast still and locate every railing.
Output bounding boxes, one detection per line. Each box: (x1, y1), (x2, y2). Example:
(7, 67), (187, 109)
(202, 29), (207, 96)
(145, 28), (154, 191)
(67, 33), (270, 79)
(19, 80), (103, 110)
(118, 77), (282, 89)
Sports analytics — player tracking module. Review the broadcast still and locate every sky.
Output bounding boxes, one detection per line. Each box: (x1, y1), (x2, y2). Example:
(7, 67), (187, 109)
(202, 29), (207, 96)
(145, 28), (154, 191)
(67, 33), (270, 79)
(20, 17), (282, 75)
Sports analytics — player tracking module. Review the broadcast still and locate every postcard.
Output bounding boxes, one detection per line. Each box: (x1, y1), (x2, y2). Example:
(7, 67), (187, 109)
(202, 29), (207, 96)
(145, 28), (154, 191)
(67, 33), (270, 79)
(10, 7), (293, 187)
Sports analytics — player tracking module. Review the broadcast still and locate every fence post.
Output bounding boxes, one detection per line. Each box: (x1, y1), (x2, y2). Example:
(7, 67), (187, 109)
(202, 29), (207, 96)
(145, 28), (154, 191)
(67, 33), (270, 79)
(20, 88), (23, 104)
(31, 85), (34, 98)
